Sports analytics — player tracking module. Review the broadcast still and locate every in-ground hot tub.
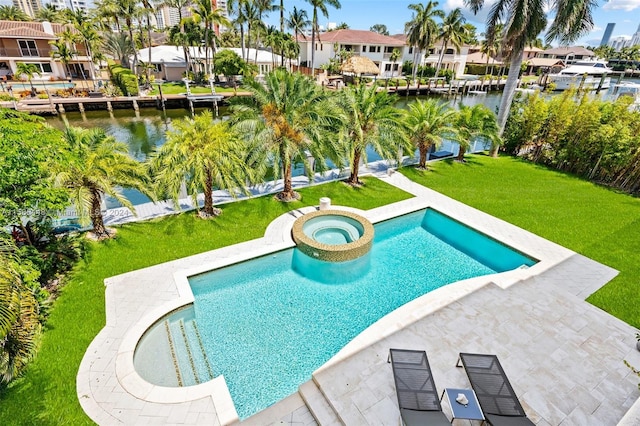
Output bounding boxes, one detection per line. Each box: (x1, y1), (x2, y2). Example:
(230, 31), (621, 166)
(291, 210), (374, 262)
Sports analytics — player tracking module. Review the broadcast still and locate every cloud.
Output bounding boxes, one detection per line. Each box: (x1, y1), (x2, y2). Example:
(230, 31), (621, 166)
(603, 0), (640, 11)
(444, 0), (496, 28)
(591, 25), (603, 32)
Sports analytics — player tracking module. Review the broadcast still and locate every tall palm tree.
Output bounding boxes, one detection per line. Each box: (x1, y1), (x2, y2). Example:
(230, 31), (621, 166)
(230, 69), (337, 201)
(0, 238), (41, 385)
(102, 32), (135, 68)
(404, 99), (457, 169)
(53, 127), (154, 238)
(151, 114), (248, 218)
(15, 63), (41, 94)
(0, 5), (29, 21)
(303, 0), (341, 76)
(36, 4), (65, 23)
(480, 23), (503, 75)
(390, 48), (401, 77)
(335, 84), (409, 185)
(67, 10), (101, 82)
(49, 40), (75, 80)
(465, 0), (597, 156)
(94, 0), (121, 31)
(434, 8), (467, 77)
(159, 0), (192, 72)
(287, 6), (310, 68)
(117, 0), (142, 79)
(453, 104), (501, 161)
(404, 2), (444, 81)
(253, 0), (277, 64)
(370, 24), (389, 35)
(191, 0), (230, 76)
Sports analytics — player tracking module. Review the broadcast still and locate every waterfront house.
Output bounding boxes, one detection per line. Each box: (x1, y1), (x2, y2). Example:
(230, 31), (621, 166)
(297, 29), (469, 79)
(0, 20), (92, 82)
(135, 45), (292, 81)
(538, 46), (596, 65)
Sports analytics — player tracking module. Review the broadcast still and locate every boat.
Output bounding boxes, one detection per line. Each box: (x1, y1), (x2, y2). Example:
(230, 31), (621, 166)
(613, 81), (640, 111)
(547, 60), (613, 91)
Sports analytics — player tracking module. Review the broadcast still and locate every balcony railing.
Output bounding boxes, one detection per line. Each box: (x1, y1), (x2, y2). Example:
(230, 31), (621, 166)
(0, 47), (89, 58)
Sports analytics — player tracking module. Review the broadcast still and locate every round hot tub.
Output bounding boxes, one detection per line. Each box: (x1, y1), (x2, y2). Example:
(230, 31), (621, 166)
(292, 210), (374, 262)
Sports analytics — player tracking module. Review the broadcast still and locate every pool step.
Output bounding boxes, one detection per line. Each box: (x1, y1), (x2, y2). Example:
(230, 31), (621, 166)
(299, 380), (343, 426)
(166, 318), (214, 386)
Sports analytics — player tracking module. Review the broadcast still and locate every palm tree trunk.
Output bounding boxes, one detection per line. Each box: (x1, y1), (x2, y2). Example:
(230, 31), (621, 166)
(280, 0), (285, 67)
(435, 40), (447, 77)
(492, 48), (524, 157)
(281, 158), (296, 200)
(411, 48), (419, 81)
(348, 148), (362, 184)
(90, 190), (107, 236)
(146, 14), (152, 88)
(203, 168), (215, 216)
(457, 145), (466, 162)
(310, 8), (317, 76)
(419, 143), (429, 168)
(240, 25), (246, 61)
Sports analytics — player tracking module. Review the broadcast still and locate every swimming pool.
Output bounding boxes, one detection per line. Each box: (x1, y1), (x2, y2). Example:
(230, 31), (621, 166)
(173, 208), (533, 418)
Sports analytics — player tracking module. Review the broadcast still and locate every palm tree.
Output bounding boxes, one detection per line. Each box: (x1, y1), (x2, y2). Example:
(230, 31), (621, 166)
(404, 99), (457, 169)
(151, 114), (248, 218)
(53, 127), (154, 238)
(287, 6), (310, 68)
(434, 8), (467, 77)
(253, 0), (277, 64)
(404, 2), (444, 81)
(102, 33), (135, 68)
(370, 24), (389, 35)
(159, 0), (192, 72)
(465, 0), (598, 156)
(67, 10), (101, 82)
(15, 63), (41, 94)
(191, 0), (230, 76)
(453, 104), (501, 162)
(480, 23), (503, 75)
(230, 70), (337, 201)
(36, 4), (65, 23)
(49, 40), (75, 80)
(94, 0), (121, 31)
(303, 0), (342, 76)
(390, 48), (401, 77)
(0, 238), (41, 385)
(0, 5), (29, 21)
(335, 84), (409, 185)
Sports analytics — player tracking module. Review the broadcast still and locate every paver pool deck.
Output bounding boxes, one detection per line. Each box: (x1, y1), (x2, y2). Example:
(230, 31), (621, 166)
(78, 169), (640, 425)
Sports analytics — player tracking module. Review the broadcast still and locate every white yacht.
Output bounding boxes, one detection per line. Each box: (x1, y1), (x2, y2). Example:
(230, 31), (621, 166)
(547, 60), (613, 90)
(613, 81), (640, 111)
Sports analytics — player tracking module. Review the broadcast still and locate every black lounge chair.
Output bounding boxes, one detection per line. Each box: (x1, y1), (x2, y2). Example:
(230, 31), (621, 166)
(389, 349), (450, 426)
(458, 353), (535, 426)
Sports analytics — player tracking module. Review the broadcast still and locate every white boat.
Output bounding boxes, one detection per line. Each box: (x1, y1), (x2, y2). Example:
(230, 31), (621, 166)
(613, 81), (640, 111)
(547, 60), (613, 91)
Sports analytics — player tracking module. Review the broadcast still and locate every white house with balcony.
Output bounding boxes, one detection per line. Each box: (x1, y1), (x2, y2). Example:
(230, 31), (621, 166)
(297, 29), (407, 77)
(392, 34), (470, 78)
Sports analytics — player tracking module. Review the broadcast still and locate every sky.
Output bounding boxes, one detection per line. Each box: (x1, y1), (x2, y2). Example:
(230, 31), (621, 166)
(264, 0), (640, 47)
(1, 0), (639, 46)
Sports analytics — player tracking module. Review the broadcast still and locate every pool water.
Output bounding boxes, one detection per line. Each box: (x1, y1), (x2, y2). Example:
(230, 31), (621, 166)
(313, 227), (354, 244)
(188, 209), (535, 419)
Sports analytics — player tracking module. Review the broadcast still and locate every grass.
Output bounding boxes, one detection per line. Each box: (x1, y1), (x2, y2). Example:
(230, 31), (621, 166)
(150, 82), (237, 95)
(0, 177), (412, 425)
(401, 155), (640, 329)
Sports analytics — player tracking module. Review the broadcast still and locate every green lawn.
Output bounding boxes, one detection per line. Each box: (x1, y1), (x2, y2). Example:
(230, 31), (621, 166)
(151, 82), (237, 95)
(401, 155), (640, 328)
(0, 177), (412, 425)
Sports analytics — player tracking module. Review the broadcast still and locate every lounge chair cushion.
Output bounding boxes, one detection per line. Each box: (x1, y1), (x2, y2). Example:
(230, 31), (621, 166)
(485, 413), (535, 426)
(400, 408), (451, 426)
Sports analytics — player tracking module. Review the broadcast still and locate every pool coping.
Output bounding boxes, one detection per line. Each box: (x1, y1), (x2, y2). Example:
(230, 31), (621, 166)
(79, 170), (623, 425)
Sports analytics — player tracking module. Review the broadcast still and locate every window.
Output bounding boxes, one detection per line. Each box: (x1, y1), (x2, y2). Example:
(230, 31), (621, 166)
(409, 47), (413, 54)
(369, 46), (376, 52)
(384, 46), (394, 53)
(384, 64), (391, 71)
(153, 63), (162, 72)
(40, 63), (52, 73)
(377, 46), (381, 53)
(18, 40), (39, 56)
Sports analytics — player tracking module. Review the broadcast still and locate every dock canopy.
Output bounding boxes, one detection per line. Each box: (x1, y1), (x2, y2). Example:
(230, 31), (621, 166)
(340, 56), (380, 76)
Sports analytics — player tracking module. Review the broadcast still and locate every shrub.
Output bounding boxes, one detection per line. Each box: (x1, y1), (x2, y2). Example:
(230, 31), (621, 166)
(108, 63), (138, 96)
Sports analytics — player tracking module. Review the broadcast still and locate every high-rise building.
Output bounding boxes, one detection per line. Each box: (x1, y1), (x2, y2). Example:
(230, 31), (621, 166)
(47, 0), (90, 13)
(12, 0), (43, 18)
(630, 23), (640, 47)
(600, 23), (615, 47)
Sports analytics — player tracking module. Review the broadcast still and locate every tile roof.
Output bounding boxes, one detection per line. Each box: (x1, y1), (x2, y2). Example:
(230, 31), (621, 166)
(298, 29), (406, 46)
(0, 20), (69, 39)
(542, 46), (594, 56)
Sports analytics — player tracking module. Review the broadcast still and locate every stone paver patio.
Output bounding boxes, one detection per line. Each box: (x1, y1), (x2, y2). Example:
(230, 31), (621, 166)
(78, 168), (640, 425)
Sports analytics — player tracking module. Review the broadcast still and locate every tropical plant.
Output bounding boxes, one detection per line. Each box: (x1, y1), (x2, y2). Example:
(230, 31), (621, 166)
(304, 0), (342, 76)
(480, 23), (504, 75)
(334, 84), (409, 185)
(465, 0), (599, 156)
(370, 24), (389, 35)
(462, 23), (478, 45)
(453, 104), (501, 161)
(35, 4), (65, 23)
(0, 237), (42, 385)
(159, 0), (193, 72)
(404, 1), (444, 81)
(15, 63), (41, 94)
(50, 40), (75, 80)
(390, 48), (402, 77)
(0, 5), (29, 21)
(214, 49), (245, 83)
(151, 114), (248, 218)
(404, 99), (457, 169)
(287, 5), (310, 63)
(230, 69), (337, 201)
(102, 33), (135, 68)
(434, 8), (467, 77)
(53, 127), (154, 238)
(190, 0), (231, 76)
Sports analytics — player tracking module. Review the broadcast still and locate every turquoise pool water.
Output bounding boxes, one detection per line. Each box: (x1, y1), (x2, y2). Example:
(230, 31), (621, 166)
(188, 208), (535, 419)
